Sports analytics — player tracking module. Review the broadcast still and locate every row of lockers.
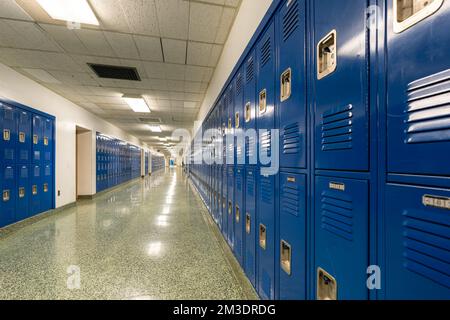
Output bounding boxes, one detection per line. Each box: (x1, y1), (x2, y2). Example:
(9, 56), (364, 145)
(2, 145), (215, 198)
(1, 100), (55, 228)
(151, 155), (165, 173)
(189, 0), (450, 300)
(96, 133), (142, 192)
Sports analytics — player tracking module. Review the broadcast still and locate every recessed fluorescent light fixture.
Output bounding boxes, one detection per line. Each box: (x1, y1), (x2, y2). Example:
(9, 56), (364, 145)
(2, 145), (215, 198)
(122, 95), (150, 113)
(36, 0), (99, 25)
(149, 125), (162, 133)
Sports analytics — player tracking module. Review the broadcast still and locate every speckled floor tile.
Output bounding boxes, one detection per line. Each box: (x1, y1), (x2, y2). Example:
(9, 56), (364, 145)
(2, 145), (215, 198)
(0, 168), (258, 300)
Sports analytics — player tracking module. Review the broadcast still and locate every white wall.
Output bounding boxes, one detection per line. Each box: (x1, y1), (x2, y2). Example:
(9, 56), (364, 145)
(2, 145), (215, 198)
(195, 0), (273, 132)
(0, 62), (148, 208)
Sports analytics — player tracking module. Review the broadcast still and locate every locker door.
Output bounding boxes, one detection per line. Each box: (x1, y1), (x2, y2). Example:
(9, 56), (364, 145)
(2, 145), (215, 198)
(31, 164), (42, 216)
(257, 21), (276, 168)
(17, 109), (32, 164)
(217, 166), (223, 231)
(0, 103), (17, 164)
(279, 172), (306, 300)
(16, 165), (31, 221)
(385, 183), (450, 299)
(314, 0), (369, 171)
(234, 166), (245, 265)
(386, 0), (450, 175)
(227, 166), (235, 248)
(41, 163), (53, 212)
(257, 173), (276, 299)
(235, 70), (245, 165)
(315, 176), (369, 300)
(244, 167), (257, 287)
(222, 166), (228, 238)
(43, 117), (53, 165)
(226, 84), (234, 166)
(32, 115), (44, 163)
(244, 51), (257, 166)
(0, 165), (16, 227)
(277, 0), (307, 169)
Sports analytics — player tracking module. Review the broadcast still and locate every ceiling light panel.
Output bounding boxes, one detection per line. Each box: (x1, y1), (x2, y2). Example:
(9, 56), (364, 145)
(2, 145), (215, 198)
(36, 0), (99, 25)
(123, 95), (150, 113)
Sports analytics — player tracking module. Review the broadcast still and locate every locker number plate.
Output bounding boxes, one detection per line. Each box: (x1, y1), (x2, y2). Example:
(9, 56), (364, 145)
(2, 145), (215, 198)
(422, 195), (450, 210)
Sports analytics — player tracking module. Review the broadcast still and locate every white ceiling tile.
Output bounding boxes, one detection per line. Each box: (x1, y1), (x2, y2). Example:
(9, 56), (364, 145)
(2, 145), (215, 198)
(166, 80), (185, 92)
(186, 42), (212, 66)
(215, 7), (236, 44)
(185, 65), (205, 82)
(22, 68), (61, 84)
(189, 2), (223, 42)
(89, 0), (131, 33)
(162, 39), (186, 64)
(142, 61), (166, 79)
(48, 71), (99, 86)
(148, 79), (168, 91)
(104, 32), (140, 59)
(155, 0), (189, 39)
(134, 35), (163, 61)
(184, 81), (202, 93)
(74, 29), (115, 57)
(0, 48), (80, 71)
(209, 44), (223, 67)
(202, 67), (214, 82)
(170, 91), (184, 101)
(39, 24), (88, 54)
(0, 0), (33, 20)
(164, 64), (185, 81)
(120, 0), (160, 36)
(184, 93), (204, 102)
(225, 0), (241, 7)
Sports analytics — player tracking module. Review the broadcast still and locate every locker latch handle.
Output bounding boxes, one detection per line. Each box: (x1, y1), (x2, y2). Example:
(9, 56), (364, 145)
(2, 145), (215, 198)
(245, 102), (251, 123)
(228, 118), (232, 130)
(44, 137), (49, 146)
(44, 183), (48, 193)
(317, 30), (337, 80)
(317, 268), (337, 300)
(3, 190), (10, 202)
(246, 213), (251, 234)
(19, 187), (25, 198)
(259, 224), (267, 250)
(19, 132), (25, 143)
(259, 89), (267, 114)
(32, 185), (38, 195)
(235, 205), (240, 222)
(280, 68), (292, 102)
(235, 112), (240, 129)
(33, 135), (39, 145)
(223, 197), (226, 209)
(3, 129), (10, 141)
(228, 201), (232, 215)
(281, 240), (292, 275)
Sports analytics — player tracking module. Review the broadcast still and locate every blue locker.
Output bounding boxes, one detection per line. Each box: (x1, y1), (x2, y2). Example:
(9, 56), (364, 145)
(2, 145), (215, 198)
(217, 166), (223, 230)
(30, 164), (42, 216)
(227, 165), (234, 248)
(386, 0), (450, 176)
(221, 166), (228, 238)
(16, 164), (30, 221)
(244, 51), (257, 166)
(32, 115), (44, 163)
(41, 163), (52, 212)
(0, 165), (16, 227)
(384, 183), (450, 299)
(314, 176), (369, 300)
(17, 109), (32, 164)
(278, 172), (306, 300)
(244, 166), (257, 287)
(1, 102), (17, 164)
(277, 0), (307, 169)
(234, 70), (245, 165)
(313, 0), (369, 171)
(234, 166), (245, 265)
(43, 117), (53, 165)
(226, 84), (235, 165)
(257, 172), (276, 299)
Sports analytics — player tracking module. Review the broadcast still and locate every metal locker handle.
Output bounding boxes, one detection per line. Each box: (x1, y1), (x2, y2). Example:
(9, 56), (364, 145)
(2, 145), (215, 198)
(280, 68), (292, 102)
(287, 176), (296, 183)
(317, 268), (337, 300)
(259, 89), (267, 114)
(19, 187), (25, 198)
(223, 197), (226, 209)
(235, 112), (240, 129)
(259, 224), (267, 250)
(228, 201), (232, 215)
(245, 102), (251, 123)
(246, 213), (251, 234)
(32, 185), (38, 195)
(281, 240), (292, 275)
(44, 137), (49, 146)
(33, 135), (38, 144)
(228, 118), (232, 129)
(3, 129), (10, 141)
(3, 190), (10, 202)
(317, 30), (337, 80)
(235, 205), (240, 222)
(44, 183), (48, 193)
(19, 132), (25, 143)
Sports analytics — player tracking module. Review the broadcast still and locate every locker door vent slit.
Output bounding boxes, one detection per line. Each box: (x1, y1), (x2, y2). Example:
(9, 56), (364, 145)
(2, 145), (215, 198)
(405, 69), (450, 144)
(321, 104), (353, 151)
(246, 58), (255, 83)
(320, 190), (354, 241)
(283, 122), (300, 155)
(261, 37), (271, 67)
(281, 180), (300, 216)
(402, 209), (450, 288)
(88, 64), (141, 81)
(283, 0), (299, 42)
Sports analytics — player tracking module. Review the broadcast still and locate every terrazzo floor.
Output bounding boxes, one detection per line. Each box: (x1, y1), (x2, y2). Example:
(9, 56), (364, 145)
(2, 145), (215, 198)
(0, 168), (258, 300)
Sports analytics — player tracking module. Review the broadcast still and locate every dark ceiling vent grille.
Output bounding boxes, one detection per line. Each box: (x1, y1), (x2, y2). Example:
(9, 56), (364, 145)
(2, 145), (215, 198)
(88, 63), (141, 81)
(139, 117), (161, 124)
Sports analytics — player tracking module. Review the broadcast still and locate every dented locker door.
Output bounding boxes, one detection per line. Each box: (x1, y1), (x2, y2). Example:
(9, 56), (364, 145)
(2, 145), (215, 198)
(277, 0), (307, 169)
(279, 172), (306, 300)
(314, 0), (369, 171)
(0, 103), (17, 164)
(0, 165), (16, 227)
(17, 109), (32, 164)
(234, 166), (245, 266)
(16, 164), (31, 221)
(386, 0), (450, 176)
(385, 183), (450, 299)
(257, 172), (277, 300)
(315, 176), (369, 300)
(245, 166), (257, 287)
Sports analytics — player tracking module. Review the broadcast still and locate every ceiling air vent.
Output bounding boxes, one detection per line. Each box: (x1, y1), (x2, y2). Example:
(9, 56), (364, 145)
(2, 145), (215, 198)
(88, 63), (141, 81)
(139, 117), (162, 124)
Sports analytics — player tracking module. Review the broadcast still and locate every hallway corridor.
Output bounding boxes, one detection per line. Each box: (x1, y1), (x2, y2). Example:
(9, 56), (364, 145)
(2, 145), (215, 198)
(0, 169), (257, 300)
